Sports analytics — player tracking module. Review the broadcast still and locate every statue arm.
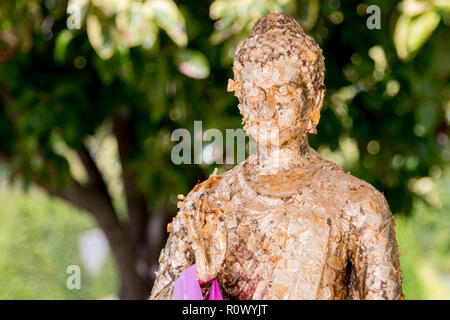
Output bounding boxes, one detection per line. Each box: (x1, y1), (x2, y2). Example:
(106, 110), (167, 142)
(148, 200), (195, 300)
(350, 193), (403, 300)
(149, 172), (227, 299)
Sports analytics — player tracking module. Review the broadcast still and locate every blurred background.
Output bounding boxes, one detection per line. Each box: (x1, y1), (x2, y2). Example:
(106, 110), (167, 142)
(0, 0), (449, 299)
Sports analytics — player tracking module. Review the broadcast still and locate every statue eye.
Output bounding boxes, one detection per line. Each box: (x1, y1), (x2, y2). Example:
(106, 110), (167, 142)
(278, 85), (289, 95)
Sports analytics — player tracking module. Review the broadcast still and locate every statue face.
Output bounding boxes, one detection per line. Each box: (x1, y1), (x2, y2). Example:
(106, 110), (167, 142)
(230, 60), (310, 146)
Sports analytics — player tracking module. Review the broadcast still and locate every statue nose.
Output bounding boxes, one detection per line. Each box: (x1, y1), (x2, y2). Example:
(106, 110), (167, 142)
(260, 104), (275, 120)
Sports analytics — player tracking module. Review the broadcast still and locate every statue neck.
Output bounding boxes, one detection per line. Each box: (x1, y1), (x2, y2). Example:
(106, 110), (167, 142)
(250, 135), (311, 176)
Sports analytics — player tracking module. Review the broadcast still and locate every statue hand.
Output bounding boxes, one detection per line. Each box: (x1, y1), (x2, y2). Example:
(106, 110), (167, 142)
(189, 193), (227, 282)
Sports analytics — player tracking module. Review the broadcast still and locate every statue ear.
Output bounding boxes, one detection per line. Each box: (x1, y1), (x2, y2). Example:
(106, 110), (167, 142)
(227, 79), (237, 92)
(307, 89), (324, 134)
(227, 78), (241, 98)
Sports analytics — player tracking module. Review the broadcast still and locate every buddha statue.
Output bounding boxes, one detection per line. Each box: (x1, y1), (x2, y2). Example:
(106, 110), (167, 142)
(149, 11), (403, 300)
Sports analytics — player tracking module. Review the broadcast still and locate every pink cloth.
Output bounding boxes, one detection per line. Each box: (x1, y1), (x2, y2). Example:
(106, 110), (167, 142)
(208, 277), (223, 300)
(173, 264), (223, 300)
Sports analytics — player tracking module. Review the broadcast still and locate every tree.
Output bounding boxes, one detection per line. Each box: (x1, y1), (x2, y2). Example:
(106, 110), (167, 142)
(0, 0), (448, 299)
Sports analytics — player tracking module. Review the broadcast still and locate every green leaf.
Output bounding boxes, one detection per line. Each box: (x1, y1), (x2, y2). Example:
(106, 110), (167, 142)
(145, 0), (187, 47)
(90, 0), (130, 16)
(54, 29), (75, 64)
(407, 10), (441, 54)
(394, 9), (441, 61)
(296, 0), (319, 31)
(175, 49), (210, 79)
(209, 0), (299, 44)
(86, 13), (117, 60)
(115, 4), (158, 48)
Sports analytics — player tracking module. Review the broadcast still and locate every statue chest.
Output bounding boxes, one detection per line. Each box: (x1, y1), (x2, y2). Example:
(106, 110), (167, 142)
(220, 198), (338, 300)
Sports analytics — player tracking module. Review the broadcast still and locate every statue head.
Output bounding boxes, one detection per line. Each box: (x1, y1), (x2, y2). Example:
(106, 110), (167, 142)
(228, 11), (325, 147)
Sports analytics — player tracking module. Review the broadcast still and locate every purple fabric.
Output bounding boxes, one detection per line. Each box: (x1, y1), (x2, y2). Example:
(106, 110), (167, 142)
(173, 264), (203, 300)
(173, 264), (223, 300)
(208, 279), (223, 300)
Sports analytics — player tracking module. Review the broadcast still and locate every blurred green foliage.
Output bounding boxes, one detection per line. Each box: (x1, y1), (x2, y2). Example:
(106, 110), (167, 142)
(396, 168), (450, 299)
(0, 167), (117, 299)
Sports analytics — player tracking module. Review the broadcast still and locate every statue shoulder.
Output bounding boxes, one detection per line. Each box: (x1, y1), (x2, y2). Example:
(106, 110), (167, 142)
(294, 150), (392, 226)
(333, 171), (393, 231)
(173, 162), (244, 234)
(179, 165), (240, 211)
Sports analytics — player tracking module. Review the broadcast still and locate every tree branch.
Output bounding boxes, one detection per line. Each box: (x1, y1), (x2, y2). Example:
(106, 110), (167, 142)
(77, 142), (111, 201)
(113, 110), (158, 289)
(112, 112), (149, 247)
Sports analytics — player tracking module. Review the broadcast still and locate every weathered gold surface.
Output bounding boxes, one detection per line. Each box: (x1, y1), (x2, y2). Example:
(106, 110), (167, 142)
(149, 11), (403, 300)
